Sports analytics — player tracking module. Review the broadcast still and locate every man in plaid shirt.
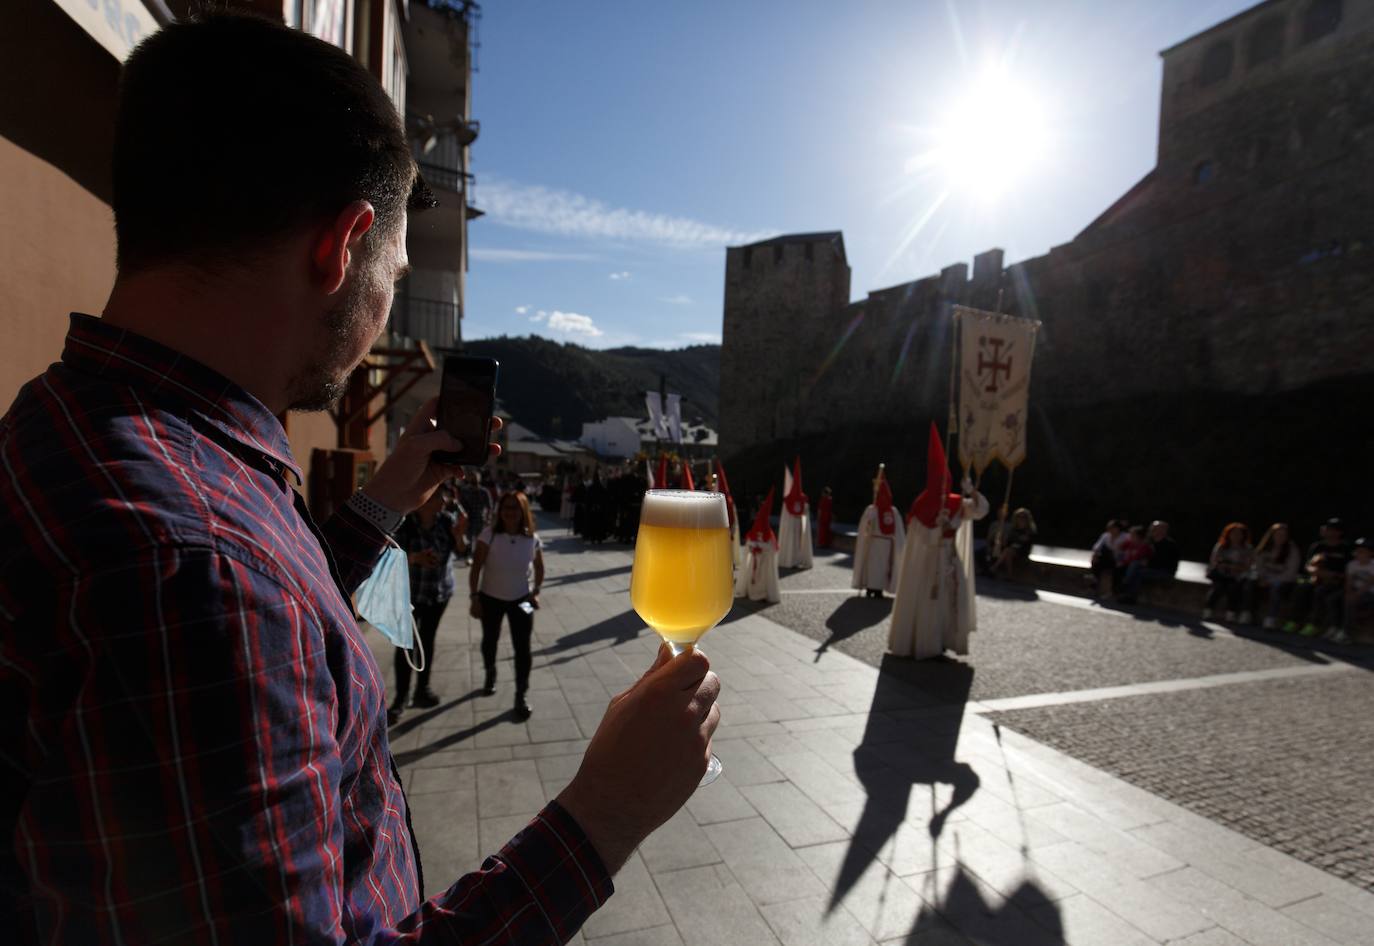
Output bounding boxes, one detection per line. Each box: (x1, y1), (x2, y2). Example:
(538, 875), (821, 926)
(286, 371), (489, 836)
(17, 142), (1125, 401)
(0, 14), (720, 944)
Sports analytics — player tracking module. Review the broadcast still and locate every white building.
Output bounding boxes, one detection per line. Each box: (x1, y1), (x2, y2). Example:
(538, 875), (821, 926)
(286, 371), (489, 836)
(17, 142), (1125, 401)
(579, 417), (642, 459)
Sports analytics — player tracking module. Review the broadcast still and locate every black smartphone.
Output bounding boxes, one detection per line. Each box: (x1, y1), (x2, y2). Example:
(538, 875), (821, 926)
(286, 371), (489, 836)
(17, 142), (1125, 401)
(435, 355), (499, 466)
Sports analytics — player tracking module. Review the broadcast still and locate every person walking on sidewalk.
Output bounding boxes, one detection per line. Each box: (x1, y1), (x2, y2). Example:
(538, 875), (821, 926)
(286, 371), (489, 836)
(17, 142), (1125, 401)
(470, 489), (545, 720)
(389, 481), (468, 725)
(0, 14), (720, 943)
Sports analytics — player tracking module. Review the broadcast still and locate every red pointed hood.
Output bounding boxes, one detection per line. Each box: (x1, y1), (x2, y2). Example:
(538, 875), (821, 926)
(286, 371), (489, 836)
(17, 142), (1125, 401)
(875, 477), (897, 536)
(784, 456), (808, 517)
(715, 460), (736, 527)
(748, 487), (777, 545)
(681, 460), (695, 491)
(655, 455), (668, 490)
(908, 422), (961, 529)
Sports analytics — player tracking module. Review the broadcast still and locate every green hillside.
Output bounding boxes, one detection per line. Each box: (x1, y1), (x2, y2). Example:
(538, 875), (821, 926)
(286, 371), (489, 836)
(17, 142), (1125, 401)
(462, 335), (720, 440)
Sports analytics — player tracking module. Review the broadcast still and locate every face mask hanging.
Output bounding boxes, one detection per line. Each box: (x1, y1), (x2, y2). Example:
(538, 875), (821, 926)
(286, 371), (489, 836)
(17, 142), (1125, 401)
(355, 544), (425, 672)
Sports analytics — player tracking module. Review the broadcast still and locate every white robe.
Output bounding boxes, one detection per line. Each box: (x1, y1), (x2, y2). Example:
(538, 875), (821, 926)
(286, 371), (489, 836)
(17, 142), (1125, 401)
(559, 486), (574, 521)
(730, 516), (743, 569)
(777, 503), (813, 569)
(887, 493), (989, 659)
(735, 538), (781, 602)
(851, 505), (906, 594)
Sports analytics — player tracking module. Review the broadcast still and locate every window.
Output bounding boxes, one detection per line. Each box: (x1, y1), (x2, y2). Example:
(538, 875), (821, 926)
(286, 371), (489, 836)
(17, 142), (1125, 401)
(1194, 160), (1217, 185)
(1302, 0), (1342, 43)
(1199, 40), (1234, 86)
(1247, 16), (1285, 66)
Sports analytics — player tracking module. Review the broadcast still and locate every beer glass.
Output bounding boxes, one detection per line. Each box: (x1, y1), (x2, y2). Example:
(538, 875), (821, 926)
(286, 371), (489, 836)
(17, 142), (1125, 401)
(630, 489), (732, 784)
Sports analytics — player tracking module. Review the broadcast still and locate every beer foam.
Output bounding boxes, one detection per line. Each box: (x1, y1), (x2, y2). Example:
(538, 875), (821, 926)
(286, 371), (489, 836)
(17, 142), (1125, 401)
(639, 489), (728, 529)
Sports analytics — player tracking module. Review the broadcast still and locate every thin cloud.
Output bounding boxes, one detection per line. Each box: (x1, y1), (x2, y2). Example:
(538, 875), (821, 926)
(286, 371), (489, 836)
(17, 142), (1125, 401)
(530, 310), (548, 323)
(470, 247), (600, 262)
(679, 331), (721, 344)
(661, 294), (693, 305)
(609, 271), (631, 280)
(481, 176), (773, 248)
(546, 311), (603, 337)
(514, 305), (529, 314)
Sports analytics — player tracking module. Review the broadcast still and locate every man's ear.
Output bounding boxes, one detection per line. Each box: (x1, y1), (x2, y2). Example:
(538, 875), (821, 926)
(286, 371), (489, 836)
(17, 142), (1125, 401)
(311, 201), (376, 295)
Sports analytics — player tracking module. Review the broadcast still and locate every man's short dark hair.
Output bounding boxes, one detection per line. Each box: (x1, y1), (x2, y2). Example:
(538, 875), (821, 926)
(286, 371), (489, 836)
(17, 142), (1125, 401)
(113, 12), (433, 273)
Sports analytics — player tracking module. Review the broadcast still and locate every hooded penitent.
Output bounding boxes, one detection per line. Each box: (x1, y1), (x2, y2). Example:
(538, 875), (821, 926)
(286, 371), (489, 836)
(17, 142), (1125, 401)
(908, 422), (961, 529)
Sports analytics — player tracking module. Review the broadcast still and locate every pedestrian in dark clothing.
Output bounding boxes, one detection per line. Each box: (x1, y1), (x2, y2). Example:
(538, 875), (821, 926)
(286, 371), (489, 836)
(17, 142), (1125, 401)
(389, 483), (467, 724)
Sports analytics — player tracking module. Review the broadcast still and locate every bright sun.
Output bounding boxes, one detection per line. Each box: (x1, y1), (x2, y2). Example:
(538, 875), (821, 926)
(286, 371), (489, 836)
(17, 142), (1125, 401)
(907, 68), (1053, 204)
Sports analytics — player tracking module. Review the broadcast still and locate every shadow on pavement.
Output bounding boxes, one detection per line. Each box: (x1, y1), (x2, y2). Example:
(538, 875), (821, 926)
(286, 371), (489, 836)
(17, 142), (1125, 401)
(814, 596), (892, 661)
(827, 656), (1064, 942)
(388, 689), (482, 739)
(391, 708), (518, 767)
(542, 564), (633, 587)
(531, 609), (646, 666)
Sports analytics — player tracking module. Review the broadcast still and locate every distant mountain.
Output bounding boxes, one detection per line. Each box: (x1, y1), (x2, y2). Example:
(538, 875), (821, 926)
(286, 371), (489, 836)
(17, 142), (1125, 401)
(463, 335), (720, 440)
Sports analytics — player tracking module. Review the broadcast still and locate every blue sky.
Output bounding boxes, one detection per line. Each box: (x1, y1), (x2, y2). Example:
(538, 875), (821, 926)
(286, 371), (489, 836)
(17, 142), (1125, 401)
(462, 0), (1255, 350)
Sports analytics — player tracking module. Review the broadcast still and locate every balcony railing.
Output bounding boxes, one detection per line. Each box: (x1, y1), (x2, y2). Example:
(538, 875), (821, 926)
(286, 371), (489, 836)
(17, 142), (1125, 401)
(391, 296), (460, 350)
(414, 134), (474, 197)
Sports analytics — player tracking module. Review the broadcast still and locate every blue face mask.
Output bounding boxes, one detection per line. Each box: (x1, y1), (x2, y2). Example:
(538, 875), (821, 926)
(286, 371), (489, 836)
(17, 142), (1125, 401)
(356, 545), (414, 651)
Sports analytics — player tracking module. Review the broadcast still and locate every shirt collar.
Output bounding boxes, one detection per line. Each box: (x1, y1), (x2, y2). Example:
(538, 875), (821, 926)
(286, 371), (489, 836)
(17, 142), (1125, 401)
(61, 313), (302, 480)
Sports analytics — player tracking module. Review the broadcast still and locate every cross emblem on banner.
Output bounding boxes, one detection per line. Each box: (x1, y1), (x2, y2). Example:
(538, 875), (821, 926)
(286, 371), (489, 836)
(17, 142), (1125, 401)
(977, 336), (1013, 393)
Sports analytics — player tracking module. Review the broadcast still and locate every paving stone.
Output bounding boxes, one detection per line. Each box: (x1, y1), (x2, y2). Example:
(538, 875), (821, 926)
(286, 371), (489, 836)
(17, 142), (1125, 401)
(511, 737), (591, 760)
(1131, 819), (1324, 909)
(685, 775), (758, 826)
(759, 895), (876, 946)
(477, 813), (535, 858)
(580, 925), (683, 946)
(1167, 930), (1250, 946)
(738, 781), (850, 848)
(902, 863), (1065, 946)
(1027, 803), (1183, 878)
(1283, 891), (1374, 942)
(769, 750), (868, 810)
(932, 821), (1079, 904)
(1027, 842), (1213, 941)
(797, 839), (930, 942)
(581, 853), (672, 940)
(408, 762), (475, 798)
(474, 759), (546, 818)
(710, 737), (787, 786)
(534, 752), (585, 781)
(1147, 867), (1344, 946)
(527, 714), (585, 743)
(1030, 892), (1158, 946)
(637, 808), (722, 874)
(408, 790), (479, 898)
(654, 864), (780, 946)
(701, 816), (828, 906)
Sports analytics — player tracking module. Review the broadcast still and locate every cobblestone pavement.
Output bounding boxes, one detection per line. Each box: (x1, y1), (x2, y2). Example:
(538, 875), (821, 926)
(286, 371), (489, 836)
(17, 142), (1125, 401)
(743, 552), (1342, 702)
(986, 671), (1374, 894)
(364, 522), (1374, 944)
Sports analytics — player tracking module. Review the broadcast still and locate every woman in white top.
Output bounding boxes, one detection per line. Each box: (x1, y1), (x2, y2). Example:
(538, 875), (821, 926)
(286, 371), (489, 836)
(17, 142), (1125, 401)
(469, 490), (545, 720)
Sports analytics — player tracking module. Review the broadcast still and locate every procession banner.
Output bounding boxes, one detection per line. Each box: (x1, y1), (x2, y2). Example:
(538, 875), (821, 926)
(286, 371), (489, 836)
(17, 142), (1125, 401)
(954, 306), (1040, 475)
(665, 393), (683, 445)
(645, 391), (667, 441)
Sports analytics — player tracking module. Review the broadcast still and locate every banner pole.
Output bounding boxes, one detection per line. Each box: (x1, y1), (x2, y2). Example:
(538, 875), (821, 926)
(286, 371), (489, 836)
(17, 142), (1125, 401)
(948, 307), (962, 487)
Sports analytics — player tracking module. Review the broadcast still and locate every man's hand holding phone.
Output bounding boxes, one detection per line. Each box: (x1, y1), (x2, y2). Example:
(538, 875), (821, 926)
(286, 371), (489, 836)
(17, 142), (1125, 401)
(361, 398), (502, 516)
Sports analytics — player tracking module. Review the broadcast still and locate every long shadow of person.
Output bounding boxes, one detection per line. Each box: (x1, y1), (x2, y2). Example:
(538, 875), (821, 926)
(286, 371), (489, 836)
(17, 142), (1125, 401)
(829, 657), (979, 912)
(529, 609), (645, 665)
(813, 596), (892, 661)
(903, 865), (1066, 945)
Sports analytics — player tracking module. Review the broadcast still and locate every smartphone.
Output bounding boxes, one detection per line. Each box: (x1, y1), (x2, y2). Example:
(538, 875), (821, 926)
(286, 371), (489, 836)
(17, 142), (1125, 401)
(435, 355), (499, 466)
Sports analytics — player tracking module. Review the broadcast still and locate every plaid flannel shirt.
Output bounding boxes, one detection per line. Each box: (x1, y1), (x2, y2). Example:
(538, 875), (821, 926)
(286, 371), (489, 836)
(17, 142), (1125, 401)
(0, 314), (612, 944)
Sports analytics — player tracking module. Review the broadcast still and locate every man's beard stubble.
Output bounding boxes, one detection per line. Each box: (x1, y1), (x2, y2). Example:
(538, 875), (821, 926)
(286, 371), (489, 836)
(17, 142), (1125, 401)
(285, 257), (386, 413)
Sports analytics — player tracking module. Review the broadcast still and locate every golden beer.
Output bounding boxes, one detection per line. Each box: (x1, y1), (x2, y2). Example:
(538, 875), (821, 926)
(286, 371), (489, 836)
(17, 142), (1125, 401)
(631, 491), (733, 648)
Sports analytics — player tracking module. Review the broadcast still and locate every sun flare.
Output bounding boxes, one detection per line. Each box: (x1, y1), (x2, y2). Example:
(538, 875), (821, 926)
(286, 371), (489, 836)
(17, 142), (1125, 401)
(907, 68), (1053, 204)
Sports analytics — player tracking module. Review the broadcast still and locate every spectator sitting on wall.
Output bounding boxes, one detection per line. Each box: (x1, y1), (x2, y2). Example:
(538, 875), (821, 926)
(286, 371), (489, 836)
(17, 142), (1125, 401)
(1087, 518), (1128, 598)
(990, 507), (1037, 580)
(1341, 538), (1374, 643)
(1204, 522), (1253, 621)
(1290, 518), (1350, 639)
(1116, 520), (1180, 604)
(1243, 522), (1300, 628)
(1117, 525), (1151, 567)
